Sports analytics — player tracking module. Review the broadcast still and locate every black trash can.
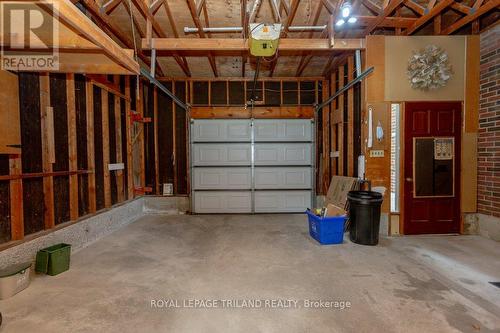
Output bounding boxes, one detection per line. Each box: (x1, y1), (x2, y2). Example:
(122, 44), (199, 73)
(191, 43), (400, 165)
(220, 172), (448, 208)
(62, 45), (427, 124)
(347, 191), (383, 246)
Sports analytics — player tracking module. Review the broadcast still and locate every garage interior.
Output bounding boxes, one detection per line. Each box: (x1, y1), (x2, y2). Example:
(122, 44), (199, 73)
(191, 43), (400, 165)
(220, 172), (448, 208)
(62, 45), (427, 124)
(0, 0), (499, 331)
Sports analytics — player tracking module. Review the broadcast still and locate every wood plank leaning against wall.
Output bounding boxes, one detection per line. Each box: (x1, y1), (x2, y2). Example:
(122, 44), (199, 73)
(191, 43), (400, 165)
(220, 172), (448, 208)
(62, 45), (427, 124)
(0, 72), (137, 249)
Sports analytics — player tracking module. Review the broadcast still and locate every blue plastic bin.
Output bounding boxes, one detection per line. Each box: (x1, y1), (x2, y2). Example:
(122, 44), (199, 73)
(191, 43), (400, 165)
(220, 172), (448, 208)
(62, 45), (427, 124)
(306, 210), (346, 245)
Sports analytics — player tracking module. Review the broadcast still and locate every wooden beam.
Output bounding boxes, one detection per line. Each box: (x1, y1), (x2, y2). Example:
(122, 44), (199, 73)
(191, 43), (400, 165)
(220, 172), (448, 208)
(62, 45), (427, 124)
(125, 76), (134, 200)
(282, 0), (300, 36)
(330, 70), (338, 177)
(403, 0), (426, 15)
(86, 79), (97, 213)
(56, 0), (139, 74)
(101, 90), (111, 208)
(103, 0), (123, 14)
(347, 56), (354, 177)
(186, 0), (218, 76)
(441, 0), (499, 34)
(405, 0), (454, 35)
(363, 0), (405, 35)
(249, 0), (263, 23)
(196, 0), (206, 16)
(270, 0), (282, 23)
(123, 0), (146, 38)
(294, 0), (324, 76)
(150, 0), (163, 14)
(66, 73), (79, 221)
(362, 0), (382, 14)
(81, 0), (150, 70)
(9, 155), (23, 240)
(40, 74), (55, 229)
(113, 76), (125, 202)
(321, 79), (330, 193)
(146, 38), (366, 51)
(427, 0), (437, 9)
(337, 64), (345, 176)
(434, 14), (442, 34)
(190, 106), (315, 118)
(153, 87), (159, 194)
(450, 2), (472, 14)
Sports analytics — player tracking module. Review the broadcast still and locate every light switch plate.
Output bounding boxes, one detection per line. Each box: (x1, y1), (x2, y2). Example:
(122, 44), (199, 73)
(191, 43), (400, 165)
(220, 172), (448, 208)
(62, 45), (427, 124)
(370, 150), (385, 158)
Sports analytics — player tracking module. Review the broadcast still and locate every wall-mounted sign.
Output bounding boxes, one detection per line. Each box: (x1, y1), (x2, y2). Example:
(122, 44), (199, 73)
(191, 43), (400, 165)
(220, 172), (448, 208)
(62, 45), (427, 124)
(434, 138), (454, 160)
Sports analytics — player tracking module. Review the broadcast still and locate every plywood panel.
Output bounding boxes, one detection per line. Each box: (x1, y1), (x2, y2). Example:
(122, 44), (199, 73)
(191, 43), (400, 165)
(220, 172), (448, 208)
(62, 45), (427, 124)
(464, 35), (479, 133)
(461, 132), (477, 213)
(384, 36), (466, 101)
(0, 71), (21, 154)
(365, 36), (385, 103)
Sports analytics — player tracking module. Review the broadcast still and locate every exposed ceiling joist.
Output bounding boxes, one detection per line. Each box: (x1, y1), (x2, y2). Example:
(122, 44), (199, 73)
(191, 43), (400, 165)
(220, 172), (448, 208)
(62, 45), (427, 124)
(103, 0), (122, 14)
(441, 0), (500, 34)
(186, 0), (218, 76)
(249, 0), (263, 22)
(144, 38), (366, 51)
(405, 0), (454, 34)
(363, 0), (406, 35)
(403, 0), (426, 15)
(196, 0), (206, 17)
(450, 2), (472, 14)
(362, 0), (382, 14)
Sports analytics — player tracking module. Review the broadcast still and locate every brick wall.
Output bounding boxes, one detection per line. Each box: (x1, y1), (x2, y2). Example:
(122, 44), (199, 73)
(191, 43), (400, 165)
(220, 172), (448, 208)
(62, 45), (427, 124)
(478, 24), (500, 217)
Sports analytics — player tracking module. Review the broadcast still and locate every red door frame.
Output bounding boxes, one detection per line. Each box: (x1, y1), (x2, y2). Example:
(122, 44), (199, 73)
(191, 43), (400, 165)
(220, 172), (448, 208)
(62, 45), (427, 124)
(403, 102), (462, 235)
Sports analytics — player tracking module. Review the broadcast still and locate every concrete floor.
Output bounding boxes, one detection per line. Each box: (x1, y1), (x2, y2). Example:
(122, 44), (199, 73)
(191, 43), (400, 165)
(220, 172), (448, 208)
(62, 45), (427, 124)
(1, 214), (500, 333)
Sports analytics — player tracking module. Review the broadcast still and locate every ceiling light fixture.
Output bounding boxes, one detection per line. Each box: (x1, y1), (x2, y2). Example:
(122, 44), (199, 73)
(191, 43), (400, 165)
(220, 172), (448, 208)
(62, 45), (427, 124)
(341, 1), (352, 18)
(336, 1), (357, 28)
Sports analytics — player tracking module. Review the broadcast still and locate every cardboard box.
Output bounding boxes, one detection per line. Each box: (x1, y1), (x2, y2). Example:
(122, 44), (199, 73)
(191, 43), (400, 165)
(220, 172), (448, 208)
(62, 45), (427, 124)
(325, 203), (346, 217)
(326, 176), (359, 209)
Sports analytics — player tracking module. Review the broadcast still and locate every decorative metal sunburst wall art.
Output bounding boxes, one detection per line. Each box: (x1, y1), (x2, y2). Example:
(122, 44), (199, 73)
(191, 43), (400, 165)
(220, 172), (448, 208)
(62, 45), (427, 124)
(407, 45), (453, 91)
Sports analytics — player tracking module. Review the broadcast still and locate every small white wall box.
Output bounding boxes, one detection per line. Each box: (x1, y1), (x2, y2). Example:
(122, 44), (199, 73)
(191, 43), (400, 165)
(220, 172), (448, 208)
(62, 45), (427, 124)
(0, 262), (31, 300)
(163, 183), (173, 196)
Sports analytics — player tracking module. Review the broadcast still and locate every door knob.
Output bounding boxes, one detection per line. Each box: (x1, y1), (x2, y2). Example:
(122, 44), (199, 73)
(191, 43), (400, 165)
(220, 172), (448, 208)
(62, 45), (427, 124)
(406, 178), (413, 182)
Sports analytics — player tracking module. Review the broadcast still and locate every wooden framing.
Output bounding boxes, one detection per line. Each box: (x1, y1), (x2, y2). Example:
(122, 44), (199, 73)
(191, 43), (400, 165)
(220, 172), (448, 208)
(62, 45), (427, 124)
(66, 73), (79, 220)
(113, 76), (125, 202)
(321, 80), (330, 194)
(101, 91), (111, 208)
(153, 87), (159, 194)
(86, 79), (97, 213)
(347, 56), (354, 177)
(9, 156), (23, 240)
(337, 65), (345, 177)
(125, 76), (134, 200)
(0, 0), (139, 74)
(40, 74), (55, 229)
(144, 38), (366, 52)
(190, 106), (314, 119)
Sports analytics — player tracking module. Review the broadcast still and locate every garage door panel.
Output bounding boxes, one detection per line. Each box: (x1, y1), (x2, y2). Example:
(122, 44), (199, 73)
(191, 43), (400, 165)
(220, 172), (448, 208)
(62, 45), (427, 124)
(191, 119), (314, 214)
(255, 167), (311, 189)
(194, 191), (252, 213)
(255, 144), (311, 165)
(192, 120), (251, 142)
(194, 168), (251, 189)
(254, 191), (311, 213)
(193, 144), (251, 166)
(254, 119), (312, 142)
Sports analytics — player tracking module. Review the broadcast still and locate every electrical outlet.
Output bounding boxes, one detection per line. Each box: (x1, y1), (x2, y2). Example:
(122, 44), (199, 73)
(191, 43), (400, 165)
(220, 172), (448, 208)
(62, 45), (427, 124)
(370, 150), (385, 158)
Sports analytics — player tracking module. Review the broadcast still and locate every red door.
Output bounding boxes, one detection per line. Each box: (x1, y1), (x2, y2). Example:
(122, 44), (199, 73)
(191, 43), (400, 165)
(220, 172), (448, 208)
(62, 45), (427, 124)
(404, 102), (461, 235)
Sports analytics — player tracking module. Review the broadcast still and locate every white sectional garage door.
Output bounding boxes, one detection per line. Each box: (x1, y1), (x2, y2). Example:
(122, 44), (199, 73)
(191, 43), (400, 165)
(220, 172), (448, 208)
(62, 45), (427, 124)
(191, 119), (314, 213)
